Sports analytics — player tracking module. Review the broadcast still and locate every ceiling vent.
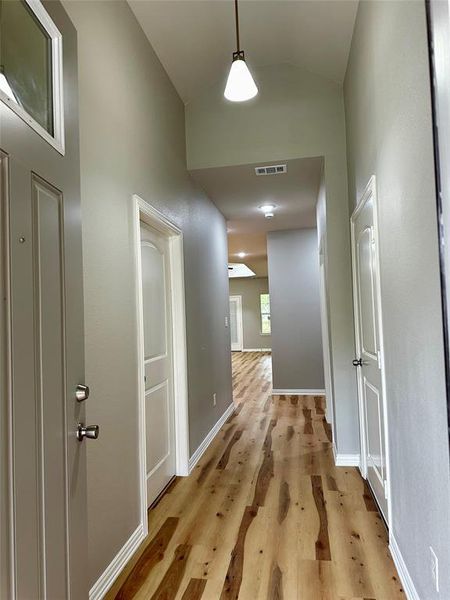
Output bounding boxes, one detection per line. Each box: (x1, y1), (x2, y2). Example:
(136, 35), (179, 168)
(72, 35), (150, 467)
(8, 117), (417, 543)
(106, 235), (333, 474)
(255, 164), (287, 176)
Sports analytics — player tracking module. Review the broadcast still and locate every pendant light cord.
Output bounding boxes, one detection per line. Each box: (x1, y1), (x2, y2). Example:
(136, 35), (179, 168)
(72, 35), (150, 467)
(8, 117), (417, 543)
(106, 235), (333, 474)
(234, 0), (241, 53)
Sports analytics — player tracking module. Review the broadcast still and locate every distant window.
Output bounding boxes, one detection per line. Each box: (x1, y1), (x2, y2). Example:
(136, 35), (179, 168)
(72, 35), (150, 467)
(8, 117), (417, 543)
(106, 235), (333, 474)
(260, 293), (271, 335)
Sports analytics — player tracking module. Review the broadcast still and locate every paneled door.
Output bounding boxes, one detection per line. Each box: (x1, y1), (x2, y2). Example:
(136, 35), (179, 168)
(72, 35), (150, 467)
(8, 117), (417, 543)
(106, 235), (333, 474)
(229, 295), (243, 351)
(351, 177), (389, 522)
(0, 1), (89, 598)
(140, 222), (176, 506)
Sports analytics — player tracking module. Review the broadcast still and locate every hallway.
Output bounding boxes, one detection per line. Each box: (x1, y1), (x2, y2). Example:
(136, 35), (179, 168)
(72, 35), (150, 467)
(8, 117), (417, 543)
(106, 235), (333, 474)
(106, 352), (404, 600)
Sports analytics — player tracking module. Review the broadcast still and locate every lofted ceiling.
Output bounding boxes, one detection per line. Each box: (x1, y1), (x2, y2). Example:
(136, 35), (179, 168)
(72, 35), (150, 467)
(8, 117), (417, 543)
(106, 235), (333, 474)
(190, 157), (323, 277)
(128, 0), (359, 104)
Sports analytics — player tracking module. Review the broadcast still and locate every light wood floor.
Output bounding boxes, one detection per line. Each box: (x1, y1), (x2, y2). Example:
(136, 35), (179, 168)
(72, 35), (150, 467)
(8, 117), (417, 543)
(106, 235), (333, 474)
(106, 352), (404, 600)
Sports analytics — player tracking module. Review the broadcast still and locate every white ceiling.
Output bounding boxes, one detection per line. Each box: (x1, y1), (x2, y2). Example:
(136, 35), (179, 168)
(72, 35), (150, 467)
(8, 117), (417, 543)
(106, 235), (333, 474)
(128, 0), (359, 104)
(191, 157), (323, 276)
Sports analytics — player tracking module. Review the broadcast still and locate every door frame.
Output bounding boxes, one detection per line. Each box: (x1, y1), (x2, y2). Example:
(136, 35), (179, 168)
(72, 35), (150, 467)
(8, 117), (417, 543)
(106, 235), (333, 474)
(0, 153), (14, 599)
(350, 175), (392, 525)
(132, 194), (189, 530)
(229, 295), (244, 351)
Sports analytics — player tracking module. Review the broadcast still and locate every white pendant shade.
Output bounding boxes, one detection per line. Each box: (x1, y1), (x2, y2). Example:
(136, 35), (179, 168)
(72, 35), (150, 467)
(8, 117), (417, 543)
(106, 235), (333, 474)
(224, 58), (258, 102)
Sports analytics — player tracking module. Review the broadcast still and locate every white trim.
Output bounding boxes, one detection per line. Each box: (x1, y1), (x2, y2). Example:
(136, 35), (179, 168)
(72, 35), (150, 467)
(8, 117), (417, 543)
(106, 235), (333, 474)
(272, 388), (325, 395)
(229, 295), (244, 351)
(188, 403), (235, 473)
(389, 535), (420, 600)
(89, 524), (145, 600)
(0, 0), (65, 154)
(132, 195), (190, 534)
(334, 453), (361, 467)
(351, 175), (392, 526)
(242, 348), (271, 352)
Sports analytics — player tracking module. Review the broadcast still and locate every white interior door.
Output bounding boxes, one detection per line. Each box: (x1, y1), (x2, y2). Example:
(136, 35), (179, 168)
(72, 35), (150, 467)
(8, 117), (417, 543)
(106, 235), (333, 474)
(0, 2), (88, 598)
(140, 222), (176, 507)
(229, 295), (243, 351)
(352, 181), (389, 522)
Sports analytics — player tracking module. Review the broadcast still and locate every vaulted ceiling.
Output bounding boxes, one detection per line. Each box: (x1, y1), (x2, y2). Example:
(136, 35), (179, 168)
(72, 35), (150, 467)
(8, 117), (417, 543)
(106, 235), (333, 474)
(128, 0), (359, 104)
(128, 1), (357, 278)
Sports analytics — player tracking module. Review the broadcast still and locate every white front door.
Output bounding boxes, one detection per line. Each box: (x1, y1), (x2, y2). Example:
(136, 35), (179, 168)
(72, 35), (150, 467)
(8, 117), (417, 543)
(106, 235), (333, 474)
(229, 295), (243, 351)
(352, 179), (389, 522)
(140, 222), (176, 507)
(0, 2), (88, 598)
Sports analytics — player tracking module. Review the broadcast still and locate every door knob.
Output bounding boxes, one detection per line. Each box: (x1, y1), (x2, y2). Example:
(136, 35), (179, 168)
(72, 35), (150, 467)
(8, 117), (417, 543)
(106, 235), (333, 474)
(77, 423), (99, 441)
(75, 384), (90, 402)
(352, 358), (363, 367)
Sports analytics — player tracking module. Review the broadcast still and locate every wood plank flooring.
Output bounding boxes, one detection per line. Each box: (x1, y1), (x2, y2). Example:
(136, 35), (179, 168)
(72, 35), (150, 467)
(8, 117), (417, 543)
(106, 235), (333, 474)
(106, 352), (404, 600)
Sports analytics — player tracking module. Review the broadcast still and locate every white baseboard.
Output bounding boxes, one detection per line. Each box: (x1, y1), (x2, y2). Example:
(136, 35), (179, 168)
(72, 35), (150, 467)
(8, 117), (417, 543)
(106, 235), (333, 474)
(89, 523), (145, 600)
(389, 535), (420, 600)
(188, 403), (235, 473)
(272, 388), (325, 395)
(332, 444), (360, 467)
(242, 348), (271, 352)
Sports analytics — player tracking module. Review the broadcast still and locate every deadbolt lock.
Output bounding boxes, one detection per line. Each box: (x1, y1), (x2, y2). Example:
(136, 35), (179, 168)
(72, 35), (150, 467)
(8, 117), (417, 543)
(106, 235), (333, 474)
(75, 384), (90, 402)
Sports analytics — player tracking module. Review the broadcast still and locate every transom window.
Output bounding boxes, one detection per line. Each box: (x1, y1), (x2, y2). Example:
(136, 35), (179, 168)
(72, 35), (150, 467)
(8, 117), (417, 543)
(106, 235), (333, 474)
(0, 0), (64, 153)
(260, 293), (271, 335)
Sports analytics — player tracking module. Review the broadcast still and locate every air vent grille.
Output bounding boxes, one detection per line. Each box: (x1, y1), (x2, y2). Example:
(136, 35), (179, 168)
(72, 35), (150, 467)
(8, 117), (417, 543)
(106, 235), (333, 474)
(255, 164), (287, 176)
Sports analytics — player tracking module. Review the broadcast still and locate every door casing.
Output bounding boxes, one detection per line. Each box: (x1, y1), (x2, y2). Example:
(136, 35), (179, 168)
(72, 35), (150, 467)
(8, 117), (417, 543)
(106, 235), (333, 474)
(0, 152), (13, 600)
(132, 194), (189, 529)
(350, 175), (392, 525)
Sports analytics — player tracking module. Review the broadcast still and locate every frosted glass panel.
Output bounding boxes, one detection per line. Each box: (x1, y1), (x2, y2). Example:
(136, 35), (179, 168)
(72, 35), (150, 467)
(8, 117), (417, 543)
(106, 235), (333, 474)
(230, 299), (238, 345)
(141, 243), (166, 360)
(0, 0), (53, 133)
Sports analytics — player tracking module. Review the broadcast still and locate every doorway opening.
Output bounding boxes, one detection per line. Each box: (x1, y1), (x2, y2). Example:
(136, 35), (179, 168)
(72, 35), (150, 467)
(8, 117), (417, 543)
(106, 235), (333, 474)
(229, 295), (243, 351)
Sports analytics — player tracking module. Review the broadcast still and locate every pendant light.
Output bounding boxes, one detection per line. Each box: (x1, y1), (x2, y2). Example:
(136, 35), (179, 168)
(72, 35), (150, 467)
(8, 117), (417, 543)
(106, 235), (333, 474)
(224, 0), (258, 102)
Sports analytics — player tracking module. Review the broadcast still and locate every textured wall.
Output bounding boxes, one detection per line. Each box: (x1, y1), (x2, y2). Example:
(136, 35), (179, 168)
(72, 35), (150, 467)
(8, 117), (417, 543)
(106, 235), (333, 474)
(345, 1), (450, 597)
(267, 230), (324, 390)
(229, 277), (271, 350)
(63, 0), (232, 588)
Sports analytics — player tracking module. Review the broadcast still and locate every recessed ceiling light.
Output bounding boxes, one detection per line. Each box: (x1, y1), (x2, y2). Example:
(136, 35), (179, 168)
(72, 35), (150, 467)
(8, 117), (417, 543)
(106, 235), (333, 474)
(259, 204), (276, 214)
(237, 251), (246, 258)
(264, 212), (274, 219)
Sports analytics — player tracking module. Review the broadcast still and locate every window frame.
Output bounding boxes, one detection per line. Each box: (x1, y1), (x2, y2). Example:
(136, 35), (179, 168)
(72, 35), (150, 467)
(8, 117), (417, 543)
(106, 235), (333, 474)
(260, 292), (271, 336)
(0, 0), (65, 154)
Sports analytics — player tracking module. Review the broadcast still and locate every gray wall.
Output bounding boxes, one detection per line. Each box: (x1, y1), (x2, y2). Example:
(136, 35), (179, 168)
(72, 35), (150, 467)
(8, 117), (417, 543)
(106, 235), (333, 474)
(186, 62), (358, 455)
(229, 277), (271, 350)
(345, 1), (450, 597)
(267, 230), (324, 391)
(63, 0), (232, 588)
